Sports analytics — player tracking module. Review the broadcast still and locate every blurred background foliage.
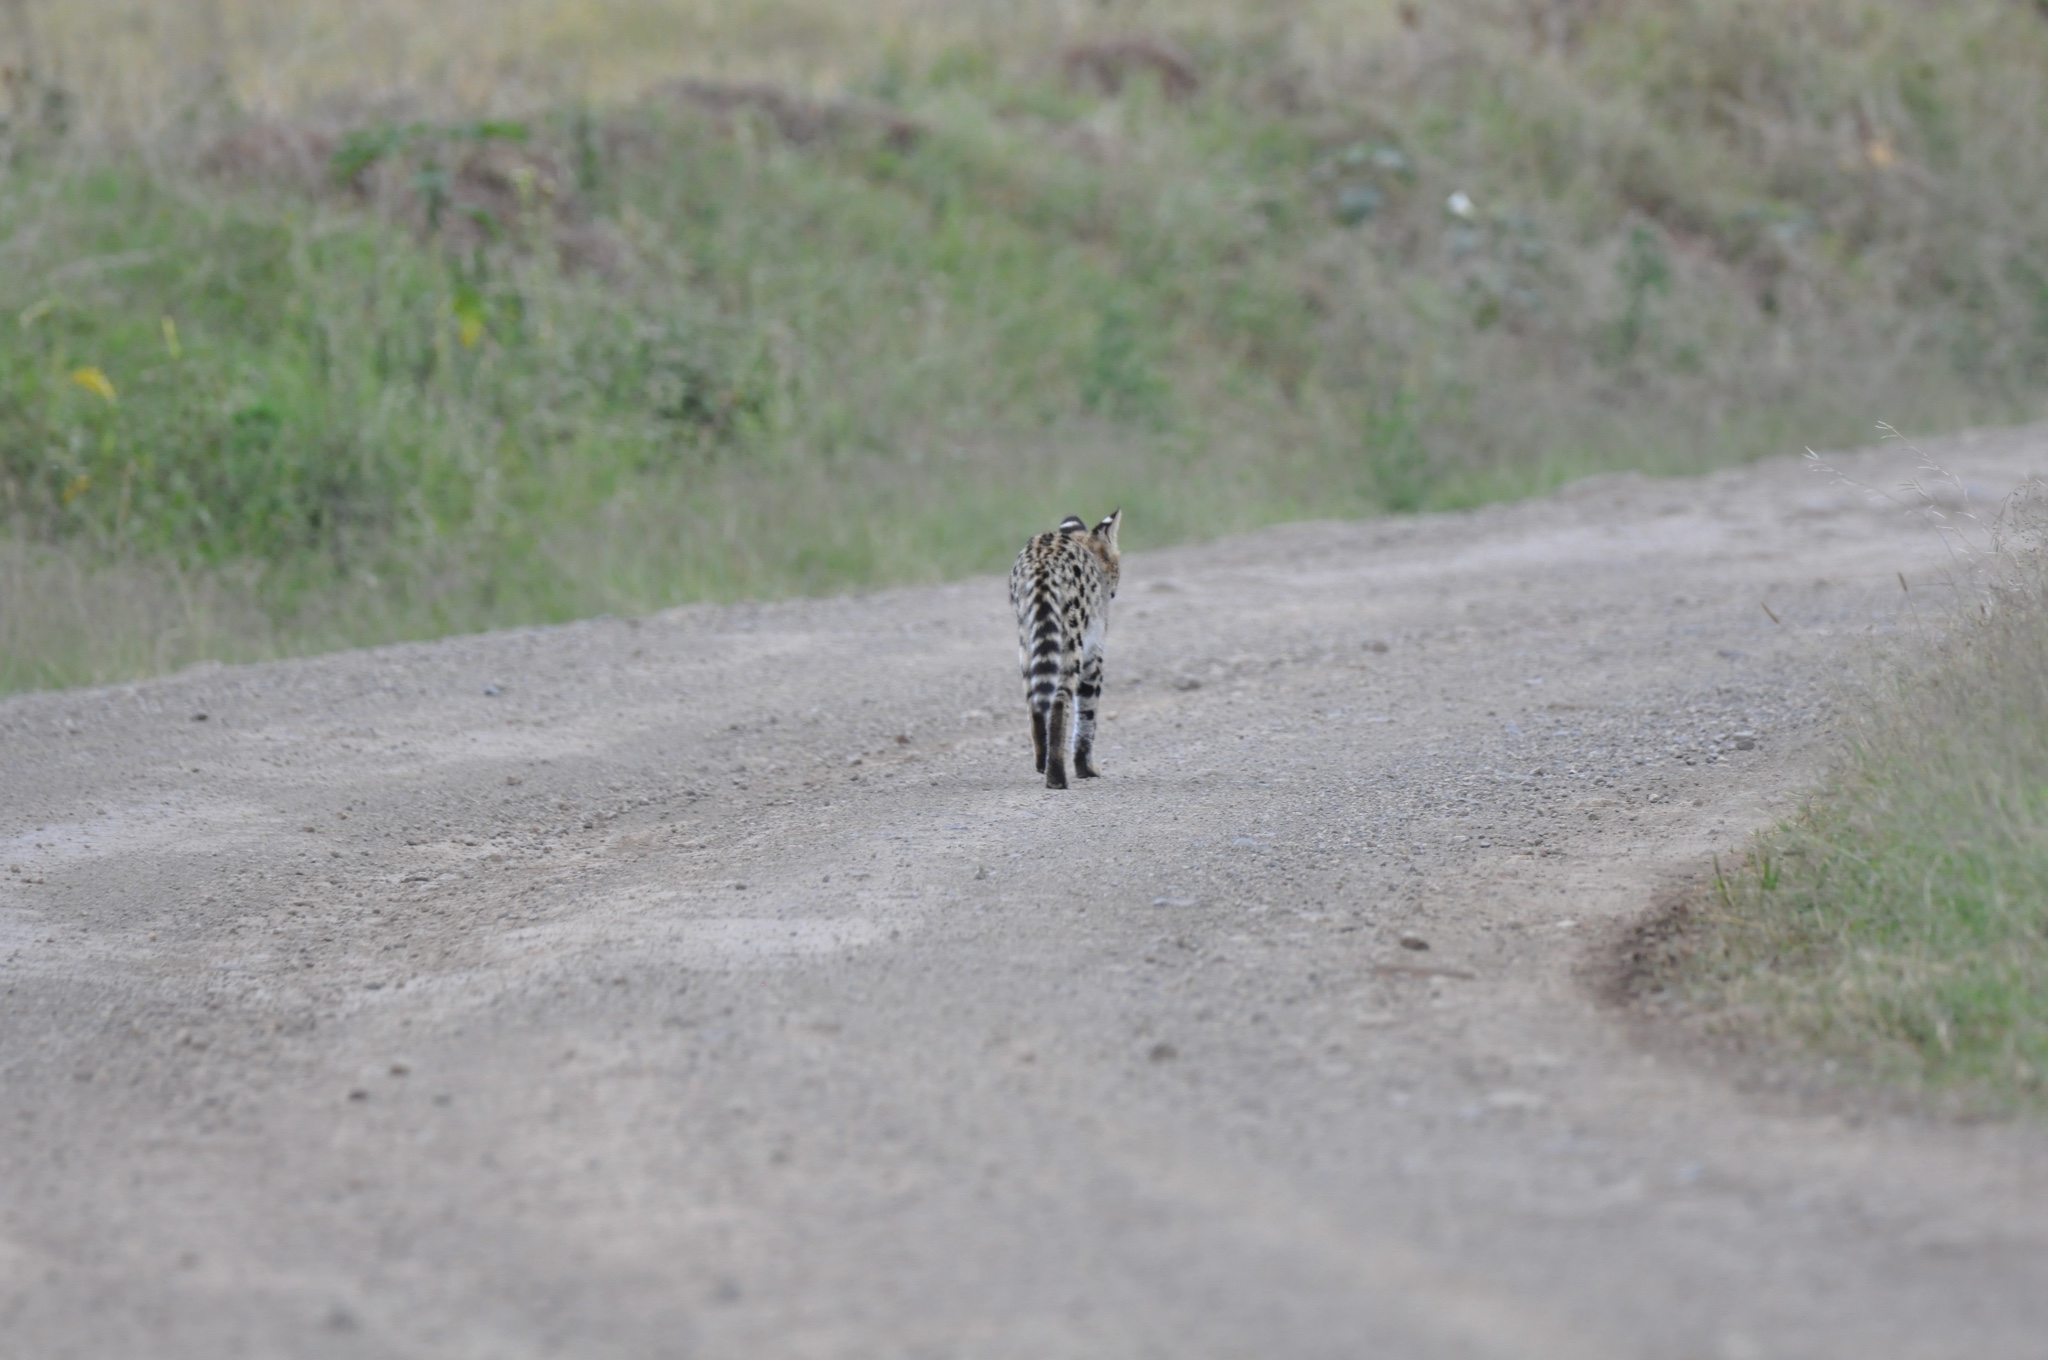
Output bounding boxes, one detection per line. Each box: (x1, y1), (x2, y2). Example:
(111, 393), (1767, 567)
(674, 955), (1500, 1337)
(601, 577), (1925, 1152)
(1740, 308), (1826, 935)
(5, 0), (2048, 689)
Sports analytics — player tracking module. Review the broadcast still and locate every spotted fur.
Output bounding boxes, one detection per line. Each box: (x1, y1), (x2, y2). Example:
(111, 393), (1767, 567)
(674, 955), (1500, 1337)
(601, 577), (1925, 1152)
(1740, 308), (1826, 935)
(1009, 510), (1122, 789)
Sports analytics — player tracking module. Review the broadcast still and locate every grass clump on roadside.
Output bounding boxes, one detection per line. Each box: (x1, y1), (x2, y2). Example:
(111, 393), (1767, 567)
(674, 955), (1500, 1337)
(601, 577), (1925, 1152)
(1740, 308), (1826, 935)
(1657, 511), (2048, 1111)
(7, 0), (2048, 691)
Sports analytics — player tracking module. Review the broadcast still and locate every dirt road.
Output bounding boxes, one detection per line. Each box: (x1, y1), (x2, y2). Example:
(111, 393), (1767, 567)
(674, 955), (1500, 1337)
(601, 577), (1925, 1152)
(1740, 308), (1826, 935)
(5, 429), (2048, 1358)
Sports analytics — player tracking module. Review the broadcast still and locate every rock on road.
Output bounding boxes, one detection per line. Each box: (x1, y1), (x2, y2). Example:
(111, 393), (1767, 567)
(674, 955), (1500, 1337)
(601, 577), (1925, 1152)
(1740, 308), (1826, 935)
(5, 430), (2048, 1358)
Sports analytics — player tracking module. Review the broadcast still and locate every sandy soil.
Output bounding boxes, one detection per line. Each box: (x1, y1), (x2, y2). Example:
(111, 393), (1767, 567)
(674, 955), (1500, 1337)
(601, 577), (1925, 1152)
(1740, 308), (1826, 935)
(5, 428), (2048, 1359)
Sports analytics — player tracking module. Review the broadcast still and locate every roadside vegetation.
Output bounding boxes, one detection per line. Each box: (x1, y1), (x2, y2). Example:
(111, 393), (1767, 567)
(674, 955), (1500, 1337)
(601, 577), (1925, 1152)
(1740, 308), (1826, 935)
(6, 0), (2048, 691)
(1647, 495), (2048, 1111)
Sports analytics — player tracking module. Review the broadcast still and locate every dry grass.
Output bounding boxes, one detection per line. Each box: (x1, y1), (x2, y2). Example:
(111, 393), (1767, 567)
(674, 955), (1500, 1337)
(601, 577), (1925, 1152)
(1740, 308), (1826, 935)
(0, 538), (276, 691)
(21, 0), (1411, 129)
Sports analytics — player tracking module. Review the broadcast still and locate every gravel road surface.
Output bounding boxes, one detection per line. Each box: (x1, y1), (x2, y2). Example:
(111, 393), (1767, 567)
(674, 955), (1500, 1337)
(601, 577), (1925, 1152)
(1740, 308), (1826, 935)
(6, 429), (2048, 1358)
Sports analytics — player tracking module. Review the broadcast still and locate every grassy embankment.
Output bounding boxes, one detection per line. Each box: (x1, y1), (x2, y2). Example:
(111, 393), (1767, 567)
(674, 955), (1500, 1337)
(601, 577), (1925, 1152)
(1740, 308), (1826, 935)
(1648, 493), (2048, 1112)
(6, 0), (2048, 691)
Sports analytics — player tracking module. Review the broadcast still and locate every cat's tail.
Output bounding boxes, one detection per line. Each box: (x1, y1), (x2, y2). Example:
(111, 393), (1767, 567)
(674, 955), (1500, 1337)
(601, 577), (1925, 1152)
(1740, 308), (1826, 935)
(1020, 581), (1070, 782)
(1022, 585), (1064, 715)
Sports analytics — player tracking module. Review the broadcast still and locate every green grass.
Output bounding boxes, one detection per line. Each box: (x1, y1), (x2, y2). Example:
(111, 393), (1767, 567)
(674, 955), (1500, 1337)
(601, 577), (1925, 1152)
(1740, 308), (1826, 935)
(6, 0), (2048, 691)
(1658, 531), (2048, 1112)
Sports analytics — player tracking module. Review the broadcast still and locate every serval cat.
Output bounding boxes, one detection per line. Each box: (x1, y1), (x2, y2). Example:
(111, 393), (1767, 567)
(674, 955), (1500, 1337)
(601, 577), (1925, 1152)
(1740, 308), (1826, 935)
(1009, 510), (1122, 789)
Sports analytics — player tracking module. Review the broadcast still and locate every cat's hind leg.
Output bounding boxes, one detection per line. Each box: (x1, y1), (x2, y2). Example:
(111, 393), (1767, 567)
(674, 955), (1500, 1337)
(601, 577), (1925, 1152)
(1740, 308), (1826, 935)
(1072, 650), (1105, 779)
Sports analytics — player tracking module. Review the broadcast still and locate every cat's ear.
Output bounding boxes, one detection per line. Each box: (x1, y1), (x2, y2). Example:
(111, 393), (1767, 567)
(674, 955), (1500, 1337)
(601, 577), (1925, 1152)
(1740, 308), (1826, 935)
(1094, 508), (1121, 554)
